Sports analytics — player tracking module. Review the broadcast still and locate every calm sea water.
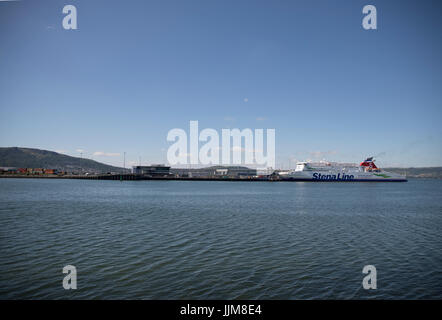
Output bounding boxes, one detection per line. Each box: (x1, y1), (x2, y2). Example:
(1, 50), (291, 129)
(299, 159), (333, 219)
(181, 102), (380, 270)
(0, 178), (441, 299)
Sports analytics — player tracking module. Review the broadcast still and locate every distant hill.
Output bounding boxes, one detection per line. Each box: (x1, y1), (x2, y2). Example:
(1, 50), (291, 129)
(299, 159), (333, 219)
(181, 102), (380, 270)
(385, 167), (442, 179)
(0, 147), (129, 174)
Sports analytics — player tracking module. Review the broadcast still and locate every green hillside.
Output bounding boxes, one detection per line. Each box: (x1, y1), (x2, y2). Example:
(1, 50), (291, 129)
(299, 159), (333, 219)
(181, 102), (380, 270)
(385, 167), (442, 179)
(0, 147), (129, 174)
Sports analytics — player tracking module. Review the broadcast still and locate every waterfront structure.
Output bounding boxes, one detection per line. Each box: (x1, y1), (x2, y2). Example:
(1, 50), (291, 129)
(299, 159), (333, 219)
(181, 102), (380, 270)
(0, 167), (59, 175)
(44, 169), (58, 174)
(170, 166), (257, 178)
(0, 167), (18, 174)
(132, 165), (171, 176)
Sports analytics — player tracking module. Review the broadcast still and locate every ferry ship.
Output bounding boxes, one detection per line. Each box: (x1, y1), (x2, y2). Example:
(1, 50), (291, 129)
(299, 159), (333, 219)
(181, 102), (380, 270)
(282, 157), (407, 182)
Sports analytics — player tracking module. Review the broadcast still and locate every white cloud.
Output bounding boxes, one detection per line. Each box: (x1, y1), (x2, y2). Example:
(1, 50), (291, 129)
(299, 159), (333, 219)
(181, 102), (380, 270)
(256, 117), (266, 121)
(93, 151), (121, 157)
(76, 149), (84, 153)
(55, 150), (68, 154)
(244, 98), (249, 102)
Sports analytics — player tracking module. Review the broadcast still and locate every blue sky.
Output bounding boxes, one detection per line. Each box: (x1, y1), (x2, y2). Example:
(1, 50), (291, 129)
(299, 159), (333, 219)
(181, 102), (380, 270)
(0, 0), (441, 168)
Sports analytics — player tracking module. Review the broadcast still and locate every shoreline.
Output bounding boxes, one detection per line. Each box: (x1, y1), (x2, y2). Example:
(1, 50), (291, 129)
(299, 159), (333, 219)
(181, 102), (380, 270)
(0, 174), (412, 182)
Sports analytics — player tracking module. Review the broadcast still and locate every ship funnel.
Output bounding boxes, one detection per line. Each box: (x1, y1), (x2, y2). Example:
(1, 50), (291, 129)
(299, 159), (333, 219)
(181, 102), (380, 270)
(360, 157), (378, 169)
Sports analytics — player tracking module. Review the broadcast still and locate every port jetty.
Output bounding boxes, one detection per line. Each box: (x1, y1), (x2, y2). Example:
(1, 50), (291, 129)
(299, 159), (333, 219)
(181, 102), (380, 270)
(1, 164), (439, 181)
(0, 165), (282, 181)
(8, 173), (278, 182)
(2, 164), (441, 181)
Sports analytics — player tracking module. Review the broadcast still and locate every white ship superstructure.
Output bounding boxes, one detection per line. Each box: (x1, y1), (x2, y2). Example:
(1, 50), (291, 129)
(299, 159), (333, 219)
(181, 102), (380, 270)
(284, 157), (407, 182)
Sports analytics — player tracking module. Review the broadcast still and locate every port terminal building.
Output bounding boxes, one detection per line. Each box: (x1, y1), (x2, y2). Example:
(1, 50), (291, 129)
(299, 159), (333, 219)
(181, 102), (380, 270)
(132, 165), (171, 176)
(132, 165), (257, 179)
(170, 166), (257, 178)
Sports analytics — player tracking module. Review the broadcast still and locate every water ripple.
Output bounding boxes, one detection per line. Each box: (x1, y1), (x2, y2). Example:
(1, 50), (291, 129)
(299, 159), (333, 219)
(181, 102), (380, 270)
(0, 179), (441, 299)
